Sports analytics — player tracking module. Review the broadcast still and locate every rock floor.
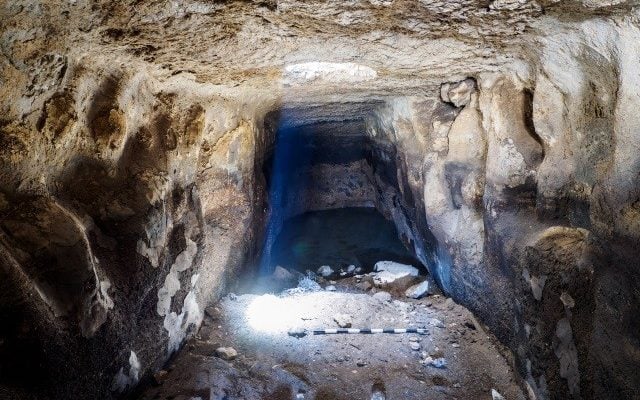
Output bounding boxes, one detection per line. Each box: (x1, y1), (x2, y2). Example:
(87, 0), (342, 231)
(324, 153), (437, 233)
(138, 281), (526, 400)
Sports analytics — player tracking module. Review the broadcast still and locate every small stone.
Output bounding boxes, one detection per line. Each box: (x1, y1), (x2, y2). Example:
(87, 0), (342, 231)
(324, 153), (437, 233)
(356, 360), (367, 367)
(214, 347), (237, 361)
(153, 370), (168, 386)
(405, 280), (430, 299)
(453, 383), (461, 388)
(491, 389), (506, 400)
(347, 265), (356, 274)
(560, 291), (575, 308)
(409, 336), (420, 342)
(428, 357), (447, 369)
(204, 306), (219, 319)
(444, 298), (455, 310)
(409, 342), (421, 351)
(430, 318), (445, 328)
(373, 291), (392, 302)
(325, 285), (336, 291)
(317, 265), (334, 277)
(288, 327), (307, 338)
(333, 313), (352, 328)
(451, 343), (460, 348)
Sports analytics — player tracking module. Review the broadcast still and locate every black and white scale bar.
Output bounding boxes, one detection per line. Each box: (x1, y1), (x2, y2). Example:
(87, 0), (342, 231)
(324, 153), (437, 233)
(312, 328), (428, 335)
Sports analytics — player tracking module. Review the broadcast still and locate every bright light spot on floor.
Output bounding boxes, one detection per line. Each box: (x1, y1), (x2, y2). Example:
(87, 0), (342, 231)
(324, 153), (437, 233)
(246, 294), (299, 333)
(245, 292), (332, 333)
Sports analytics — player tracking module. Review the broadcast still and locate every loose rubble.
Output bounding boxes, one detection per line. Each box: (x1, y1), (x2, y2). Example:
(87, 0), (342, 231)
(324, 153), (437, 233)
(139, 270), (526, 400)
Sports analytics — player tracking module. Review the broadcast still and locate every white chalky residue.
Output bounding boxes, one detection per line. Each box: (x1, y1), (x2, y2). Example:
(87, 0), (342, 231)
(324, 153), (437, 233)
(164, 290), (202, 354)
(100, 280), (114, 310)
(157, 238), (198, 316)
(522, 268), (547, 301)
(154, 236), (202, 354)
(191, 273), (200, 288)
(554, 318), (580, 395)
(110, 351), (141, 393)
(136, 204), (173, 268)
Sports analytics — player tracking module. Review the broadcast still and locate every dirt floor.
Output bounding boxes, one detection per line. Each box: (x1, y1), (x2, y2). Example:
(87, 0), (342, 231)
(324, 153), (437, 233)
(137, 275), (526, 400)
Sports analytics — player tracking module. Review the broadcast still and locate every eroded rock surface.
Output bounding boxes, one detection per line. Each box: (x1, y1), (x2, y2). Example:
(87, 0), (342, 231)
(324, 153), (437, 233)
(1, 1), (640, 399)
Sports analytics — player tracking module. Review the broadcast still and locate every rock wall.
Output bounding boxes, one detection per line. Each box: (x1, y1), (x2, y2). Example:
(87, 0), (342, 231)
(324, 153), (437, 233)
(0, 60), (271, 399)
(362, 17), (640, 399)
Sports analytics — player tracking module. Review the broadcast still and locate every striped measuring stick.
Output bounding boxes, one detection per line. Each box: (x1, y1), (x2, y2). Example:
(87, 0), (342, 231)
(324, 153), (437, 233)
(312, 327), (428, 335)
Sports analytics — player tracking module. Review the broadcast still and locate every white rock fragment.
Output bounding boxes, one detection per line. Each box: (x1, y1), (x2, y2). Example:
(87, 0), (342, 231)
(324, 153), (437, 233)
(372, 261), (419, 285)
(428, 357), (447, 369)
(317, 265), (334, 277)
(491, 388), (506, 400)
(325, 285), (337, 292)
(405, 280), (430, 299)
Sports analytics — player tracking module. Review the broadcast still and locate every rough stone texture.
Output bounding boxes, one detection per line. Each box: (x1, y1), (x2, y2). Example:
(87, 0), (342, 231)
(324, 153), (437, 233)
(1, 1), (640, 399)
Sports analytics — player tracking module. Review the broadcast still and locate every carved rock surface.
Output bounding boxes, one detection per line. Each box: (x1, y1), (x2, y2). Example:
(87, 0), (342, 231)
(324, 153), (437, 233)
(1, 1), (640, 399)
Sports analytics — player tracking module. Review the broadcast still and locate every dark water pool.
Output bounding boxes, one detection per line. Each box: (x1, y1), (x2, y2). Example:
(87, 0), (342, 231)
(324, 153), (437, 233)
(269, 207), (421, 274)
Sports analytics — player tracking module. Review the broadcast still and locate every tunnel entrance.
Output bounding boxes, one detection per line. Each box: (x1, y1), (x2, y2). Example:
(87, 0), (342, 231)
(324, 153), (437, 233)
(140, 102), (529, 400)
(256, 104), (426, 278)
